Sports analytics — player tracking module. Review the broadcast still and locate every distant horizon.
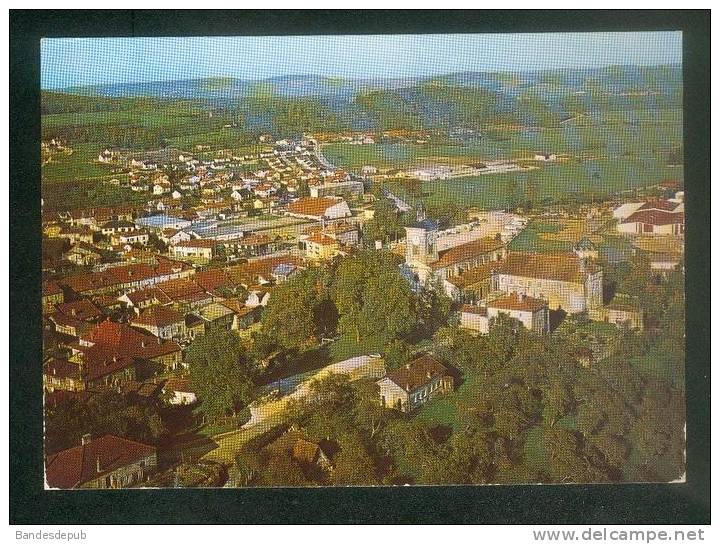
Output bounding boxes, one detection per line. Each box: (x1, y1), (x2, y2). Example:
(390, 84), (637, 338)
(47, 62), (684, 92)
(41, 32), (682, 90)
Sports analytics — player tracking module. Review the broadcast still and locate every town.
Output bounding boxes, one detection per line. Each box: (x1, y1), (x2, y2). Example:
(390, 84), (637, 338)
(41, 65), (686, 488)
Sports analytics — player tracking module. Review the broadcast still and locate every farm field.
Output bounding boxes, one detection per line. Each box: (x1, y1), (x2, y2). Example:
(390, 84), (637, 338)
(384, 158), (682, 210)
(322, 109), (682, 170)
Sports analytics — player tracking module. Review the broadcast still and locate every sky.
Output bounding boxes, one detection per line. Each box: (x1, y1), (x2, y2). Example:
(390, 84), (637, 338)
(41, 32), (682, 89)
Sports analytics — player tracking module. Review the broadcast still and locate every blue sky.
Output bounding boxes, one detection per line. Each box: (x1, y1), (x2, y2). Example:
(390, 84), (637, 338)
(41, 32), (682, 89)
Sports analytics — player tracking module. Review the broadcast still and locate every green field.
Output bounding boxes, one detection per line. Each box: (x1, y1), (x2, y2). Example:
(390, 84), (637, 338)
(167, 131), (269, 154)
(508, 221), (573, 253)
(42, 144), (147, 211)
(415, 372), (483, 430)
(322, 109), (682, 170)
(384, 158), (682, 209)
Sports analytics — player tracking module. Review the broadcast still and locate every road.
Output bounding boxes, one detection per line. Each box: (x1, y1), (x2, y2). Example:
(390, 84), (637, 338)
(194, 354), (386, 465)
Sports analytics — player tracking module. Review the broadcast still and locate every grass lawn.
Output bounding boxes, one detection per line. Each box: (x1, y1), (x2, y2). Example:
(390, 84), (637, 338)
(385, 157), (682, 210)
(41, 143), (118, 183)
(327, 333), (386, 363)
(508, 220), (573, 253)
(415, 372), (483, 430)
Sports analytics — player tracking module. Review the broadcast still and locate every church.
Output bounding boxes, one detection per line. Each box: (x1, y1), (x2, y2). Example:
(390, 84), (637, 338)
(404, 215), (506, 285)
(403, 213), (603, 315)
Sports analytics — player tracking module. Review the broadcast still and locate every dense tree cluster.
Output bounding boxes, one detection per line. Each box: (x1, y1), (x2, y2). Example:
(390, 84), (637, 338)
(185, 328), (258, 422)
(44, 391), (167, 454)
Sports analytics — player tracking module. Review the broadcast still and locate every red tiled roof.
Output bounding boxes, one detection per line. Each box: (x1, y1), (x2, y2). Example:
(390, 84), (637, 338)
(446, 261), (502, 288)
(43, 357), (82, 380)
(163, 378), (194, 393)
(79, 321), (181, 382)
(306, 233), (337, 246)
(288, 197), (343, 218)
(384, 354), (450, 392)
(173, 239), (217, 249)
(55, 299), (103, 321)
(637, 199), (682, 212)
(460, 304), (487, 316)
(622, 210), (685, 226)
(45, 434), (156, 488)
(132, 306), (184, 328)
(124, 287), (172, 306)
(43, 280), (63, 297)
(155, 278), (206, 301)
(430, 237), (505, 271)
(488, 293), (547, 313)
(498, 252), (597, 284)
(237, 234), (272, 246)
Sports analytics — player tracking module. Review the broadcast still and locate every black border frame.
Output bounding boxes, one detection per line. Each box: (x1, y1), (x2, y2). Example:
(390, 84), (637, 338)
(10, 9), (710, 525)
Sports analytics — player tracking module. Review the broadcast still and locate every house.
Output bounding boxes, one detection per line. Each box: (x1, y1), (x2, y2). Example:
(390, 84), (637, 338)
(618, 209), (684, 236)
(219, 298), (262, 330)
(245, 288), (271, 307)
(487, 293), (550, 334)
(196, 301), (235, 331)
(50, 299), (104, 338)
(161, 228), (193, 246)
(57, 226), (95, 245)
(131, 305), (187, 341)
(649, 253), (684, 277)
(42, 280), (64, 314)
(76, 320), (184, 383)
(117, 287), (173, 311)
(185, 313), (206, 340)
(169, 239), (219, 263)
(594, 294), (644, 329)
(45, 434), (157, 489)
(271, 263), (297, 284)
(377, 354), (454, 413)
(287, 197), (352, 221)
(162, 378), (197, 405)
(64, 242), (103, 267)
(43, 356), (85, 393)
(459, 304), (489, 333)
(322, 221), (360, 246)
(100, 220), (137, 236)
(231, 234), (277, 257)
(445, 262), (503, 304)
(264, 429), (336, 472)
(303, 232), (340, 260)
(614, 199), (684, 236)
(309, 180), (364, 199)
(111, 229), (149, 247)
(493, 252), (603, 314)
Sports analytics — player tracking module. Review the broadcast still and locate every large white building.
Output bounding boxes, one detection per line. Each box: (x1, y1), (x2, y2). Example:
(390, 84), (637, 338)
(287, 197), (352, 222)
(614, 199), (684, 236)
(460, 293), (550, 335)
(493, 252), (603, 314)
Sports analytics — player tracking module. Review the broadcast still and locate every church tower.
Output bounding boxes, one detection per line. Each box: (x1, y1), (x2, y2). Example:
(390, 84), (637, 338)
(405, 205), (439, 268)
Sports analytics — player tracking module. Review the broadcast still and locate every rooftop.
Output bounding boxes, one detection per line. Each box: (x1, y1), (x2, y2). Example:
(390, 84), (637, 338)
(45, 434), (156, 489)
(488, 292), (547, 313)
(383, 354), (449, 393)
(430, 237), (505, 271)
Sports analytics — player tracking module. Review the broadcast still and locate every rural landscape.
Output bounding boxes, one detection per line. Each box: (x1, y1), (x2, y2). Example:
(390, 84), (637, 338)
(42, 34), (685, 488)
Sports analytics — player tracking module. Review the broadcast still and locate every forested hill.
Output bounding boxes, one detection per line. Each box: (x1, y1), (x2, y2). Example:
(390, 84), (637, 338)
(42, 64), (683, 148)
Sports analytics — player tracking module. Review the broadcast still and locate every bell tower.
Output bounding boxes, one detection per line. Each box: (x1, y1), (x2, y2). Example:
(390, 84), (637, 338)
(405, 205), (439, 267)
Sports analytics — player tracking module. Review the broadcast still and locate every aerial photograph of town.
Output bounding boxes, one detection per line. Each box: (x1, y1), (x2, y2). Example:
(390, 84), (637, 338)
(41, 32), (685, 488)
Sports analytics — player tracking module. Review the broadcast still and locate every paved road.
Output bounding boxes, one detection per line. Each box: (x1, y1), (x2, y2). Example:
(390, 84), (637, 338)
(198, 355), (386, 465)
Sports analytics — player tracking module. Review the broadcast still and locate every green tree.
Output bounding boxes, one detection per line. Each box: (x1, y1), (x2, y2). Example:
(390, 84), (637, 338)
(261, 268), (335, 350)
(186, 328), (257, 421)
(331, 434), (379, 485)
